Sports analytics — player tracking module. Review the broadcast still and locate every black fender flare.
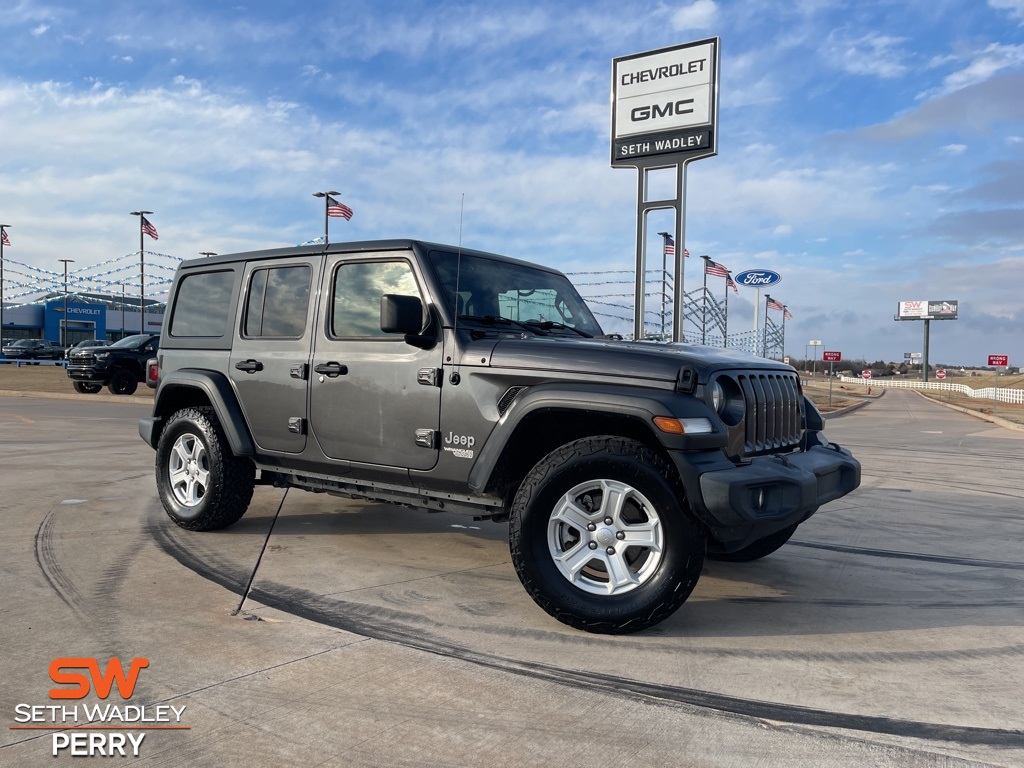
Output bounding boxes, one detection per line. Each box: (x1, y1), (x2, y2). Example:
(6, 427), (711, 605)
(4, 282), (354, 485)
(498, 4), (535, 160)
(467, 382), (723, 493)
(146, 369), (255, 457)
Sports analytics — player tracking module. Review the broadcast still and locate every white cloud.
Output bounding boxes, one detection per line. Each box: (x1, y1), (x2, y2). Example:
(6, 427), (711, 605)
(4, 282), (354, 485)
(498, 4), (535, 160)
(774, 224), (793, 236)
(931, 43), (1024, 96)
(989, 0), (1024, 22)
(31, 23), (49, 36)
(824, 31), (908, 78)
(942, 144), (968, 154)
(670, 0), (718, 31)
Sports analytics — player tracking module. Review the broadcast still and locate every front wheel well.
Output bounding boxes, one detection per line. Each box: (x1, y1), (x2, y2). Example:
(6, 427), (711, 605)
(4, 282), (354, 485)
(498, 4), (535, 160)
(484, 410), (669, 501)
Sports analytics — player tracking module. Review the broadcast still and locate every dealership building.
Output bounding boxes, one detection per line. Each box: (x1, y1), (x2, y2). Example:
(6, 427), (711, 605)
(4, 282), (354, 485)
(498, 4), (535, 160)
(1, 293), (164, 345)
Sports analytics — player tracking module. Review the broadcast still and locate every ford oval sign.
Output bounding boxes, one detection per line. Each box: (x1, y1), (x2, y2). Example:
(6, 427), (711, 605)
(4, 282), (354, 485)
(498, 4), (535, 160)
(734, 269), (781, 287)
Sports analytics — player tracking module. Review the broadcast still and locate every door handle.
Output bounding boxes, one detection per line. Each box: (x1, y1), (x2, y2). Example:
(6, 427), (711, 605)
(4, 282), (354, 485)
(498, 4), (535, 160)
(313, 361), (348, 378)
(235, 359), (264, 373)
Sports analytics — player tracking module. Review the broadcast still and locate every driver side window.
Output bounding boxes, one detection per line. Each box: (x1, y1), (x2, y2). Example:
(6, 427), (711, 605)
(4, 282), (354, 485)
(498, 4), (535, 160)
(331, 260), (420, 338)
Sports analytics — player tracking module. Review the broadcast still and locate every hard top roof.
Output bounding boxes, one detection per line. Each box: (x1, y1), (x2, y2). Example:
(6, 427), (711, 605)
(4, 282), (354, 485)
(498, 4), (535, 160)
(178, 239), (564, 276)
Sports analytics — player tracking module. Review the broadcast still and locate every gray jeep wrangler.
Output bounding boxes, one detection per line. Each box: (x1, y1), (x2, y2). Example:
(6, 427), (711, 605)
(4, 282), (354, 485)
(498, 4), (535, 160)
(140, 239), (860, 633)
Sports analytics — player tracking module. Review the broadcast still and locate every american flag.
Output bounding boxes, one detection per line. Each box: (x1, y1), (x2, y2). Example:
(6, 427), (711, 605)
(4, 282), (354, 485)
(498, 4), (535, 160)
(704, 258), (730, 278)
(784, 308), (793, 320)
(1, 229), (9, 247)
(663, 234), (674, 256)
(767, 297), (786, 311)
(684, 248), (690, 257)
(726, 273), (738, 294)
(141, 216), (159, 240)
(327, 196), (354, 220)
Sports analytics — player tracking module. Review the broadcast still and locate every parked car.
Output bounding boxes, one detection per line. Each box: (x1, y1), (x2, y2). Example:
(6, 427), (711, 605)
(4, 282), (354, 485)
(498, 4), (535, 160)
(66, 334), (159, 394)
(140, 238), (861, 634)
(2, 338), (67, 361)
(64, 339), (111, 359)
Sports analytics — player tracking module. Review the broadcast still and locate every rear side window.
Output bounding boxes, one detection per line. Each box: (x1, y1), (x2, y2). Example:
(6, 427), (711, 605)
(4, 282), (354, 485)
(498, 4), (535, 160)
(170, 271), (235, 337)
(244, 265), (311, 338)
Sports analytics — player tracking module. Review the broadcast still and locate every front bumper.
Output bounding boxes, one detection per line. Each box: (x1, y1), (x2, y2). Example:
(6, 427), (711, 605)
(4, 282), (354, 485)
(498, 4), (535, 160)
(671, 438), (861, 549)
(67, 364), (107, 382)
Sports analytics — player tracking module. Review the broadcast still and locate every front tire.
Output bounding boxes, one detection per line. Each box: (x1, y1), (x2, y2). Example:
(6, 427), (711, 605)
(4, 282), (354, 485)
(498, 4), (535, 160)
(509, 436), (705, 634)
(706, 523), (799, 562)
(156, 407), (255, 531)
(73, 382), (102, 394)
(108, 369), (138, 395)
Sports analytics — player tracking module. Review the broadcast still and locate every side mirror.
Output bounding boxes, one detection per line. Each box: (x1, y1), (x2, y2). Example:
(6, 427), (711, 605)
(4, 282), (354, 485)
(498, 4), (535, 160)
(380, 294), (424, 334)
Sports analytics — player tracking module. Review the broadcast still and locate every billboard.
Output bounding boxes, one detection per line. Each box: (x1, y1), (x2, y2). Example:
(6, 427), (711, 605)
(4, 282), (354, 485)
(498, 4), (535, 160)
(611, 38), (719, 166)
(896, 300), (958, 320)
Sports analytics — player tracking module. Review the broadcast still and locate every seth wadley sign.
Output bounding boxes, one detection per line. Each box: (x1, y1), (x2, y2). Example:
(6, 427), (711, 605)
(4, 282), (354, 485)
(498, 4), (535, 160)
(611, 39), (718, 164)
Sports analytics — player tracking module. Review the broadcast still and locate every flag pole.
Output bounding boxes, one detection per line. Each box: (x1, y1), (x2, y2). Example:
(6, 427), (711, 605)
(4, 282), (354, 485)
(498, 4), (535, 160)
(723, 272), (729, 349)
(130, 210), (153, 334)
(0, 224), (8, 338)
(763, 294), (771, 357)
(312, 191), (340, 246)
(701, 256), (708, 345)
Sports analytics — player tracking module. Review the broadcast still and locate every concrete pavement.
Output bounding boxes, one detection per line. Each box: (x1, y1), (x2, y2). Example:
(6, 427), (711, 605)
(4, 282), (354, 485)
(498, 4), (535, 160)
(1, 390), (1022, 766)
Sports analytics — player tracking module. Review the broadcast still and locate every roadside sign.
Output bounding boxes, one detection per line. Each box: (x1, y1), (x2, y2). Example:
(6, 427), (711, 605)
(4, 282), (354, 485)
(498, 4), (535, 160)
(988, 355), (1009, 367)
(809, 340), (822, 346)
(862, 370), (871, 379)
(936, 369), (946, 379)
(823, 351), (841, 362)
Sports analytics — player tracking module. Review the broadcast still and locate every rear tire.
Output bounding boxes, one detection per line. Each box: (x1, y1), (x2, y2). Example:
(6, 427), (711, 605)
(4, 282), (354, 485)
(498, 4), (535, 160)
(156, 406), (255, 531)
(509, 436), (705, 634)
(73, 382), (102, 394)
(107, 369), (138, 396)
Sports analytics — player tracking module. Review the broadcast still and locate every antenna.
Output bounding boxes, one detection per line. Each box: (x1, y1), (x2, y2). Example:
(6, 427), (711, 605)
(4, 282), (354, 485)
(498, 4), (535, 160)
(450, 194), (465, 385)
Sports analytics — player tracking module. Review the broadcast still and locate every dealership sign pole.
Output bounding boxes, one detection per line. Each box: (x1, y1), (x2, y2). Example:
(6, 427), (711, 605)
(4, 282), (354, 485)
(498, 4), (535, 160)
(895, 300), (959, 383)
(612, 38), (719, 341)
(823, 350), (841, 406)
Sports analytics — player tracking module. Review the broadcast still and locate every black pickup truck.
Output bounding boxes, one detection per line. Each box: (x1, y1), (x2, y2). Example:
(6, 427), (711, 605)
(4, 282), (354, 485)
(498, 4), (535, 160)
(67, 334), (160, 395)
(2, 338), (67, 361)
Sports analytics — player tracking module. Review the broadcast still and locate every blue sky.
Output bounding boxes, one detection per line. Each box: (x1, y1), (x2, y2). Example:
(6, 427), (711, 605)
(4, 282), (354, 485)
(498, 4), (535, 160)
(1, 0), (1023, 365)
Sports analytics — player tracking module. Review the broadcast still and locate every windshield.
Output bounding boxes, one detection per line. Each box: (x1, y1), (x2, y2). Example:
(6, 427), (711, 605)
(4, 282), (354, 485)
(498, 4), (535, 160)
(426, 250), (603, 337)
(11, 340), (35, 347)
(110, 334), (152, 348)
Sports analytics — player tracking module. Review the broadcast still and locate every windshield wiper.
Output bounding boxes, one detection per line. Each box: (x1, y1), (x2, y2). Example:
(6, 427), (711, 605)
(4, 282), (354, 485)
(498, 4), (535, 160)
(458, 314), (545, 335)
(524, 320), (592, 338)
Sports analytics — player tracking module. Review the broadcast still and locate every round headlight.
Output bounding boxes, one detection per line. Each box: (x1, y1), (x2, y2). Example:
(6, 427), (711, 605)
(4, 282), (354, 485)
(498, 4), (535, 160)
(710, 380), (725, 413)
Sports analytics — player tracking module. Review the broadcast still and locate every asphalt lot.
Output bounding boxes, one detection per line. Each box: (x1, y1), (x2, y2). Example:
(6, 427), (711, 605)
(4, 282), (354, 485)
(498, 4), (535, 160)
(1, 389), (1022, 767)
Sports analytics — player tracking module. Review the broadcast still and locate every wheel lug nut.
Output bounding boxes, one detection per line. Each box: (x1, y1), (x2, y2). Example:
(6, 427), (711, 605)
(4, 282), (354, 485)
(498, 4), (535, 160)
(605, 546), (615, 555)
(604, 517), (613, 525)
(587, 523), (597, 531)
(588, 542), (598, 550)
(616, 531), (625, 540)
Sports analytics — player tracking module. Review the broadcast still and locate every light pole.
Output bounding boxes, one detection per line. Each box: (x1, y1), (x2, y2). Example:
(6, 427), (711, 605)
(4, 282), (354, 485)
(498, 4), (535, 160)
(312, 191), (339, 245)
(0, 224), (9, 340)
(59, 258), (75, 346)
(118, 283), (126, 338)
(199, 251), (217, 258)
(130, 210), (153, 335)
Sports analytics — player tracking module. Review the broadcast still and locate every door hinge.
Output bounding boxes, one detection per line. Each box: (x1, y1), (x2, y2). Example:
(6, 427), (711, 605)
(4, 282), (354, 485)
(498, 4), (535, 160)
(417, 367), (442, 387)
(290, 363), (308, 380)
(288, 417), (306, 435)
(414, 429), (438, 449)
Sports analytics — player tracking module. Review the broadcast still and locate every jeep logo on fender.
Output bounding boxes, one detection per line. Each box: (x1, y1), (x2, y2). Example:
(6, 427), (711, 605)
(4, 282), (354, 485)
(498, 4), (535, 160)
(734, 269), (782, 287)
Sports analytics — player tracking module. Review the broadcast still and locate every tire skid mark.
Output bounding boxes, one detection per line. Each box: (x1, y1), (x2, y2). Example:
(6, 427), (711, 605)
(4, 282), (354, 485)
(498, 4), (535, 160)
(792, 541), (1024, 571)
(33, 509), (86, 618)
(149, 518), (1024, 749)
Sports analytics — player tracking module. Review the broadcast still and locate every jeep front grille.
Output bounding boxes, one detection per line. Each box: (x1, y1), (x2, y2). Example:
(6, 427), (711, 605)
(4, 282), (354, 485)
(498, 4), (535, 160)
(736, 372), (802, 455)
